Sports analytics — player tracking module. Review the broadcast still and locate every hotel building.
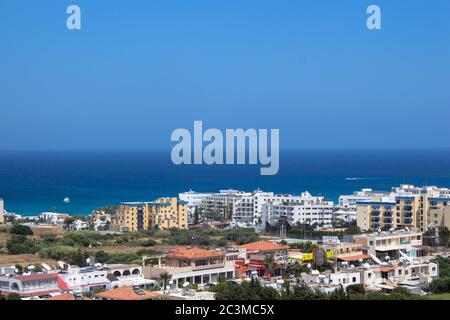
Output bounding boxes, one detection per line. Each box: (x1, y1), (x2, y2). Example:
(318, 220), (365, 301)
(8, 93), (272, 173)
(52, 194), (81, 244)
(357, 193), (450, 232)
(262, 192), (334, 226)
(111, 197), (188, 232)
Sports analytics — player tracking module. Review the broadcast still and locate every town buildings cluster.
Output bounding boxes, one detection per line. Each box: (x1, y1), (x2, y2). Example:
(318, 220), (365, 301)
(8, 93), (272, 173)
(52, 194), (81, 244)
(0, 232), (442, 299)
(0, 184), (449, 300)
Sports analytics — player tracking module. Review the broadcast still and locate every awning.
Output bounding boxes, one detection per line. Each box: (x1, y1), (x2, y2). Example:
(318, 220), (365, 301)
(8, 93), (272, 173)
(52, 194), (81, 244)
(375, 284), (394, 290)
(377, 267), (394, 273)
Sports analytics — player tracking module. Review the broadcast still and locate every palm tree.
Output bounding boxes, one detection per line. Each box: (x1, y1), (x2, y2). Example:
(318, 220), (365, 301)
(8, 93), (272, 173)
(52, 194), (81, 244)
(159, 272), (172, 290)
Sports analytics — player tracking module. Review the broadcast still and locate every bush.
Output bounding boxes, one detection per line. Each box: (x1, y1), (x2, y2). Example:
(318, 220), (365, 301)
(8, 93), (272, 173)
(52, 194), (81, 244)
(39, 245), (88, 266)
(346, 284), (365, 295)
(10, 224), (33, 236)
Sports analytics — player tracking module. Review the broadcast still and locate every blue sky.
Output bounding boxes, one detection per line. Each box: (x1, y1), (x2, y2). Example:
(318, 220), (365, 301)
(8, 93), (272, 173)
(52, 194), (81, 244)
(0, 0), (449, 150)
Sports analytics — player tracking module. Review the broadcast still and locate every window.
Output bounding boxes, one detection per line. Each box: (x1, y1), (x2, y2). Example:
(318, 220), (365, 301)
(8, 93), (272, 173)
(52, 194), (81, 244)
(352, 277), (357, 282)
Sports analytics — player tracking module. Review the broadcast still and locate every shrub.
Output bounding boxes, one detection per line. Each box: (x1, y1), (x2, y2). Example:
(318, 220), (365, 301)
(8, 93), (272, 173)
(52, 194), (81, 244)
(6, 235), (41, 254)
(10, 224), (33, 236)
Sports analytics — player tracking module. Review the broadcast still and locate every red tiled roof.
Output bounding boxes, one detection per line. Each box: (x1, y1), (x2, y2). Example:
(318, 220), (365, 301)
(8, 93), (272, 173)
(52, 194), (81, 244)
(13, 273), (58, 282)
(166, 247), (224, 260)
(96, 287), (161, 300)
(238, 241), (288, 252)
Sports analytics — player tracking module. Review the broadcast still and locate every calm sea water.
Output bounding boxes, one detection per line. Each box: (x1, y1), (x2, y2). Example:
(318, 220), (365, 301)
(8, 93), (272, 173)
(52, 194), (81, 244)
(1, 150), (450, 216)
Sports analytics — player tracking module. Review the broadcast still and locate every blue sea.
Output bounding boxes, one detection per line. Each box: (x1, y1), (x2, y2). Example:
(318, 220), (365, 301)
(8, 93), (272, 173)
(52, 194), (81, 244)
(1, 150), (450, 216)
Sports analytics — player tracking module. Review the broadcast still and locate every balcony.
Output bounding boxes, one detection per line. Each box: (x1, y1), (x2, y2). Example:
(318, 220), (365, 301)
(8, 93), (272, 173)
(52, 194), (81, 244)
(371, 212), (381, 217)
(371, 218), (380, 223)
(404, 212), (413, 218)
(383, 212), (393, 217)
(383, 218), (392, 224)
(404, 219), (413, 225)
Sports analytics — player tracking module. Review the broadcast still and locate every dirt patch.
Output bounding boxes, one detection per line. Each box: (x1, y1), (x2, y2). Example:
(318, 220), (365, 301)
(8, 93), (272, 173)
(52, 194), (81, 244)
(86, 244), (185, 254)
(0, 254), (57, 268)
(31, 226), (66, 238)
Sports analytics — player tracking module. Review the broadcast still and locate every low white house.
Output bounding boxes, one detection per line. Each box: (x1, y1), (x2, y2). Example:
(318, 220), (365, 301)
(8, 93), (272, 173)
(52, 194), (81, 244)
(71, 219), (89, 231)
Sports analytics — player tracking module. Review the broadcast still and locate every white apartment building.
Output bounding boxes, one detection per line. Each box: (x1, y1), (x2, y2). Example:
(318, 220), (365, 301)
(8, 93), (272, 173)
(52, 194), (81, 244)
(262, 192), (334, 226)
(70, 220), (89, 231)
(232, 190), (275, 225)
(332, 208), (357, 222)
(200, 189), (251, 220)
(339, 188), (390, 208)
(391, 184), (450, 198)
(178, 189), (212, 224)
(39, 212), (71, 226)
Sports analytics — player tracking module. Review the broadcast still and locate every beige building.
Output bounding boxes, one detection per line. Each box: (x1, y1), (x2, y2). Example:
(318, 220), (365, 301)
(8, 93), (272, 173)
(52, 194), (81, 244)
(357, 201), (397, 231)
(428, 201), (450, 230)
(357, 195), (450, 232)
(145, 197), (188, 230)
(112, 198), (188, 232)
(0, 198), (4, 224)
(111, 203), (146, 232)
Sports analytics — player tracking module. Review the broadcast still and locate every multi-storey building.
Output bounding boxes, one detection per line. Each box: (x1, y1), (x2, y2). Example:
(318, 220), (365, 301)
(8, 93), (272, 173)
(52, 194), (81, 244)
(111, 203), (146, 232)
(339, 188), (390, 208)
(262, 192), (334, 226)
(354, 230), (423, 261)
(145, 197), (188, 230)
(178, 189), (212, 224)
(357, 190), (450, 232)
(111, 197), (188, 232)
(200, 189), (249, 220)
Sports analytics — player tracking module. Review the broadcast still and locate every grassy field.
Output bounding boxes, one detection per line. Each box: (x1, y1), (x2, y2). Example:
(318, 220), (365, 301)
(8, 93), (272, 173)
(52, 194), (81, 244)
(428, 293), (450, 300)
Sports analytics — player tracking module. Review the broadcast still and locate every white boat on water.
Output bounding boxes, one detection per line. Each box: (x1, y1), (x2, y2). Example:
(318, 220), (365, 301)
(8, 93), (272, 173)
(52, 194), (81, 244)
(63, 197), (70, 204)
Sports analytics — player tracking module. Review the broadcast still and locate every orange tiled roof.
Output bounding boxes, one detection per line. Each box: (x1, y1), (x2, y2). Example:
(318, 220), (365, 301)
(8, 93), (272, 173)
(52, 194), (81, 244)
(166, 247), (225, 260)
(238, 241), (288, 252)
(45, 293), (76, 301)
(338, 254), (371, 262)
(96, 287), (161, 301)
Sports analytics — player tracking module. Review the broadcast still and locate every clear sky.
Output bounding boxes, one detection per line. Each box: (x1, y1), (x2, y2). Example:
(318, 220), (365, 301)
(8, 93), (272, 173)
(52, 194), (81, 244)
(0, 0), (449, 150)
